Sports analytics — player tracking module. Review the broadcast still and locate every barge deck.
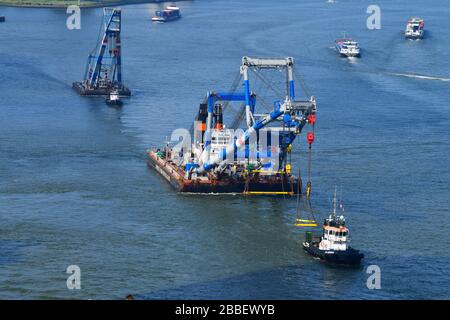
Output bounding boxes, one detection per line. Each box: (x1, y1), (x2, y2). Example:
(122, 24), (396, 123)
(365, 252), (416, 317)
(148, 150), (300, 195)
(72, 82), (131, 97)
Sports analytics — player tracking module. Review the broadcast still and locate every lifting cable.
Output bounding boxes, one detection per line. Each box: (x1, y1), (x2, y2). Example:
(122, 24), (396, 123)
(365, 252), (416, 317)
(230, 68), (268, 128)
(305, 113), (315, 200)
(293, 66), (312, 98)
(294, 113), (317, 227)
(249, 68), (284, 99)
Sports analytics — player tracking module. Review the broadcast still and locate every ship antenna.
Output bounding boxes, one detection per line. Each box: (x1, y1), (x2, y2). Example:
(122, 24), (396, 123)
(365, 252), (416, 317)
(332, 186), (337, 218)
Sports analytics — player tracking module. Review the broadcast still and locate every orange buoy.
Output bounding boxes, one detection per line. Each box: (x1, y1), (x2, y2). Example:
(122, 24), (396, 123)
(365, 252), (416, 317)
(307, 132), (314, 145)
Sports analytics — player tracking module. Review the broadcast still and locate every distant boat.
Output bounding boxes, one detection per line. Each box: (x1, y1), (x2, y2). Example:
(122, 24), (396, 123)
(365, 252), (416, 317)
(0, 16), (5, 23)
(335, 38), (360, 58)
(405, 17), (424, 40)
(105, 89), (123, 106)
(152, 6), (181, 23)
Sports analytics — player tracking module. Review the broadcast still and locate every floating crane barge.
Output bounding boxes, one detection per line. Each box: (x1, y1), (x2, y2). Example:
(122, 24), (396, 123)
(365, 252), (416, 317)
(148, 57), (317, 195)
(148, 150), (299, 194)
(73, 8), (130, 97)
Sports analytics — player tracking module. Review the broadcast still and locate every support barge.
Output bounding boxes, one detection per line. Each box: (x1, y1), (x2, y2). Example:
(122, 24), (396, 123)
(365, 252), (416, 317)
(148, 149), (300, 194)
(72, 82), (130, 96)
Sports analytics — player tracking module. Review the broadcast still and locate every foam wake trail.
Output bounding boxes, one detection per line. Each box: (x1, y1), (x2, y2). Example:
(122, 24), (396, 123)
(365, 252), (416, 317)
(388, 72), (450, 82)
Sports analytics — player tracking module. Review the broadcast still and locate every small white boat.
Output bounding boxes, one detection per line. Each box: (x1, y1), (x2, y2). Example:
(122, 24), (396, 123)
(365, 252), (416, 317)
(105, 89), (123, 106)
(335, 38), (360, 58)
(405, 17), (424, 40)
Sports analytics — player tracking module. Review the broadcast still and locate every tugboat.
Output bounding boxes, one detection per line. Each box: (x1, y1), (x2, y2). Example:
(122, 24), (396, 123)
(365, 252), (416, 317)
(105, 89), (123, 106)
(405, 17), (424, 40)
(152, 5), (181, 23)
(335, 38), (360, 58)
(302, 188), (364, 265)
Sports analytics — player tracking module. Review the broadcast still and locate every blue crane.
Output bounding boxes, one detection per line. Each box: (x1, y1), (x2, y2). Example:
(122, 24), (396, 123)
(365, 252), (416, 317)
(195, 57), (316, 174)
(73, 8), (130, 96)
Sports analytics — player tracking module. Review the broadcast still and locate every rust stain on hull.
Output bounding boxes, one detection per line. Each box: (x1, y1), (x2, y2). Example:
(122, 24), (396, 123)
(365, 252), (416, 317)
(147, 151), (301, 195)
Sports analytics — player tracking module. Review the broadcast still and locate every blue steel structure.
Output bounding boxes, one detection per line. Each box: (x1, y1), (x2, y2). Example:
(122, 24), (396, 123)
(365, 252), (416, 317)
(199, 91), (256, 164)
(73, 8), (130, 96)
(148, 56), (316, 195)
(195, 56), (316, 174)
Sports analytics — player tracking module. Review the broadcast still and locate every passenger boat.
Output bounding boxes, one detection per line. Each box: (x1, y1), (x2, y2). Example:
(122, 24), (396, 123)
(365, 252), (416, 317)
(302, 189), (364, 265)
(335, 38), (360, 58)
(105, 89), (123, 106)
(405, 17), (424, 40)
(152, 6), (181, 23)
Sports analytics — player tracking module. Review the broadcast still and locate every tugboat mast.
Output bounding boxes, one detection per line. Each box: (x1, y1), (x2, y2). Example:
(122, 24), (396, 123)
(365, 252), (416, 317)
(332, 186), (338, 219)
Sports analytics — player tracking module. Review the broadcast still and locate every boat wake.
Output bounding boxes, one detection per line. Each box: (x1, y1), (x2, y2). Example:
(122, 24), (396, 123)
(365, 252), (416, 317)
(388, 72), (450, 82)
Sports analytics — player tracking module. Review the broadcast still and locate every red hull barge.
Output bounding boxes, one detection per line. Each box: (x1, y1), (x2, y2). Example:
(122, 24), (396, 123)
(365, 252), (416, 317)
(147, 150), (301, 195)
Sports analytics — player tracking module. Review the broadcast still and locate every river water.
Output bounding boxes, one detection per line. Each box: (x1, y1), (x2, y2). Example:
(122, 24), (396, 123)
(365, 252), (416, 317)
(0, 0), (449, 299)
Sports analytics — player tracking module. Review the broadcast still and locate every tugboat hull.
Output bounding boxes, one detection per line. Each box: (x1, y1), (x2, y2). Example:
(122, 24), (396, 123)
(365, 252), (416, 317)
(105, 99), (123, 106)
(303, 242), (364, 265)
(339, 52), (360, 58)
